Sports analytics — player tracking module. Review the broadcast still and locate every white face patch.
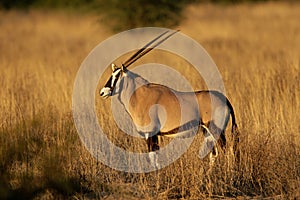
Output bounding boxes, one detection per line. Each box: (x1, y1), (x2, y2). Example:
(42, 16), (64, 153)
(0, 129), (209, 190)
(111, 69), (122, 88)
(100, 68), (123, 99)
(100, 87), (111, 98)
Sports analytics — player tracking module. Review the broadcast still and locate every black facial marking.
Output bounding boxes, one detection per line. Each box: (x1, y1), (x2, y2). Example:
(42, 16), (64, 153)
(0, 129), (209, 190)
(104, 76), (113, 88)
(104, 68), (122, 90)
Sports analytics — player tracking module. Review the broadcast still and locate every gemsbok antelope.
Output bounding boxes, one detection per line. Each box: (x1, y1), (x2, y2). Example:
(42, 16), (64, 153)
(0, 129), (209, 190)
(99, 31), (239, 167)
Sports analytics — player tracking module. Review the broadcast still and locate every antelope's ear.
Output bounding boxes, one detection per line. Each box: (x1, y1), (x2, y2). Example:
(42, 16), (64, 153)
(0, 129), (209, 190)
(111, 63), (116, 71)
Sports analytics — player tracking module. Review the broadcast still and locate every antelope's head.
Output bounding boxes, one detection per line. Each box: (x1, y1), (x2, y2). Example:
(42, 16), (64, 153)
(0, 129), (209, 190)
(100, 64), (124, 99)
(99, 30), (178, 99)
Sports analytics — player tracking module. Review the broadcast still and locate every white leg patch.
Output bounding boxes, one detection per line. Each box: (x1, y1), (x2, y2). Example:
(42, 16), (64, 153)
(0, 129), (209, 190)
(209, 147), (218, 166)
(145, 133), (149, 140)
(149, 152), (159, 168)
(198, 125), (217, 159)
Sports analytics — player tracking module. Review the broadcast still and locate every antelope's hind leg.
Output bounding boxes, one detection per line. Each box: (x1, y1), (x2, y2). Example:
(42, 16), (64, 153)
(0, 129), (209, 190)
(200, 124), (220, 166)
(208, 121), (226, 151)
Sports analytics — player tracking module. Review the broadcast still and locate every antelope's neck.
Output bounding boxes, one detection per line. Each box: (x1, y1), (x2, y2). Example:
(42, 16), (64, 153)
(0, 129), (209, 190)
(118, 71), (148, 110)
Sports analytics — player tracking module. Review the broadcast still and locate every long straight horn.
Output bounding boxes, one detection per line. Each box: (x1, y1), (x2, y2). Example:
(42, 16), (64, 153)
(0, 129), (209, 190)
(122, 30), (169, 67)
(122, 30), (180, 68)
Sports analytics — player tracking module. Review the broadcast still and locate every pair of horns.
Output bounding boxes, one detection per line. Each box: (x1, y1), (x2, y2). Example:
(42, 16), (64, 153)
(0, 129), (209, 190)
(120, 30), (180, 69)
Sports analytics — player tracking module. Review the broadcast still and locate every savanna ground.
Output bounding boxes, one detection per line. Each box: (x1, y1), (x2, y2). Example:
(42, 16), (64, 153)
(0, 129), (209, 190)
(0, 2), (300, 199)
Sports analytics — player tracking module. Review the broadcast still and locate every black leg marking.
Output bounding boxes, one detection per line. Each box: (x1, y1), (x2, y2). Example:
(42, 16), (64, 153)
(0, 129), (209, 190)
(146, 134), (160, 152)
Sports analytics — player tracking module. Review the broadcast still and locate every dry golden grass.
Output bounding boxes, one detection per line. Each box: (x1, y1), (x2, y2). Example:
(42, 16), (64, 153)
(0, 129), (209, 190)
(1, 2), (300, 199)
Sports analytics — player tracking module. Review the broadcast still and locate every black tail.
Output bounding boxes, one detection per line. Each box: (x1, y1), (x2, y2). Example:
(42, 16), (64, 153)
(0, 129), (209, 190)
(207, 90), (240, 150)
(226, 99), (240, 160)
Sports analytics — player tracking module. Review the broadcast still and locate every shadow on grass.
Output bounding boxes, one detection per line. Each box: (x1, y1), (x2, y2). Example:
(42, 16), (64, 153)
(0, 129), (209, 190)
(0, 117), (92, 199)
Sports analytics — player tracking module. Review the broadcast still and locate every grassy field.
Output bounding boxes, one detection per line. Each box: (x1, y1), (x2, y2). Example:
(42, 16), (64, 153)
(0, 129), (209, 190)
(1, 2), (300, 199)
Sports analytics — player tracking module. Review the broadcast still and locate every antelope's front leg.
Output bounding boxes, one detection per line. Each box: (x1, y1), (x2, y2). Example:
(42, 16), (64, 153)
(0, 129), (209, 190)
(146, 133), (159, 151)
(145, 133), (160, 168)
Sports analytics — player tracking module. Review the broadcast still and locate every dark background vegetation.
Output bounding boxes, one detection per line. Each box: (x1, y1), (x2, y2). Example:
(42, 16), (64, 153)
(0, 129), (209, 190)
(0, 0), (295, 31)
